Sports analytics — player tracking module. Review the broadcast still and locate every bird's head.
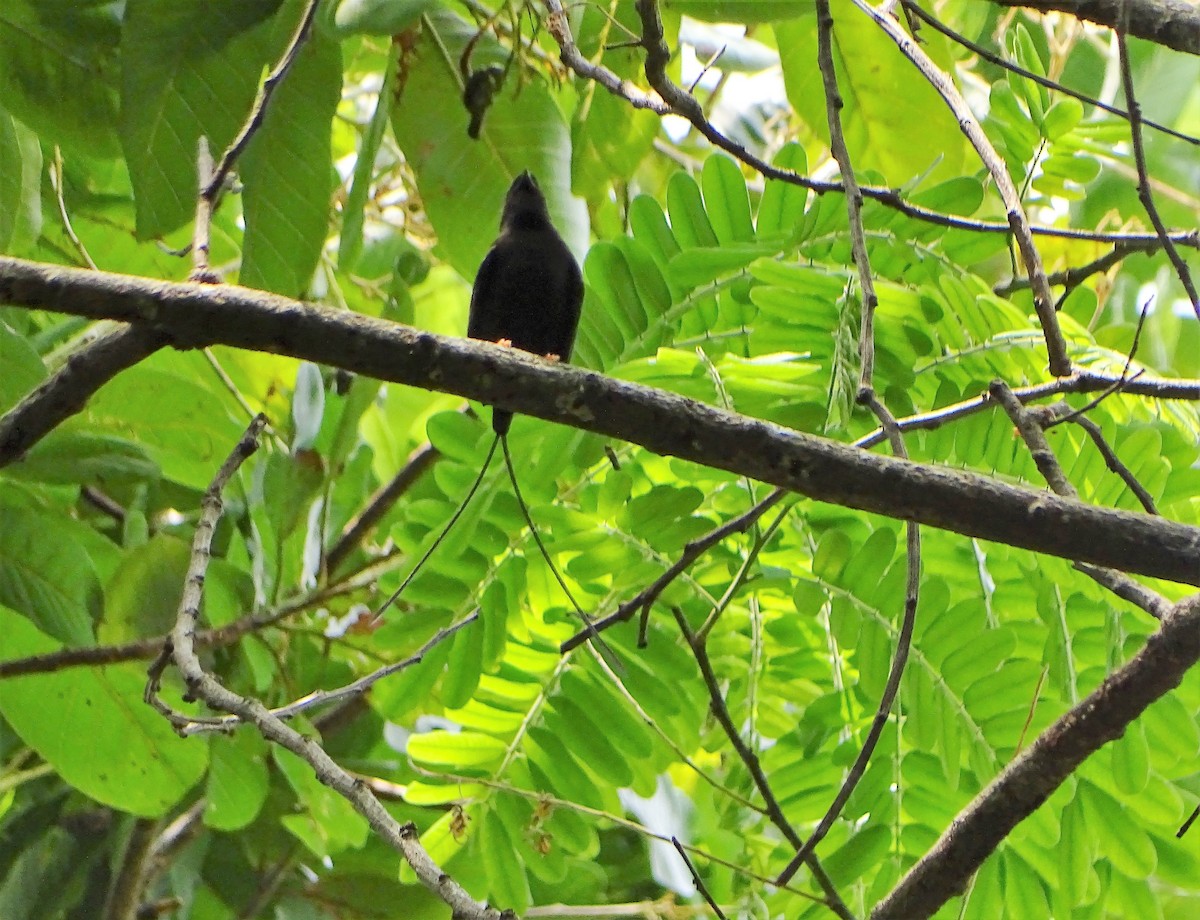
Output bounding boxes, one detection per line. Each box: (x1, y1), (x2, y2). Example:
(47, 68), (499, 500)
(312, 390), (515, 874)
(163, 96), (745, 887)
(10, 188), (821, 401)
(500, 171), (552, 231)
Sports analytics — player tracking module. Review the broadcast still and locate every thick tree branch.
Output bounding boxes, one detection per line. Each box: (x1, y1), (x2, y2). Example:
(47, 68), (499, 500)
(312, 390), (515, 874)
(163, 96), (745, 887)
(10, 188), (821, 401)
(873, 592), (1200, 918)
(990, 0), (1200, 55)
(2, 256), (1200, 585)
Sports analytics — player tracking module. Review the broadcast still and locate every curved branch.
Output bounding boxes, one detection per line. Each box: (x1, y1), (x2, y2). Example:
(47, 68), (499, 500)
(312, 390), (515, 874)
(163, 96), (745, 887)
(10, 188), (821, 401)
(872, 593), (1200, 918)
(2, 255), (1199, 585)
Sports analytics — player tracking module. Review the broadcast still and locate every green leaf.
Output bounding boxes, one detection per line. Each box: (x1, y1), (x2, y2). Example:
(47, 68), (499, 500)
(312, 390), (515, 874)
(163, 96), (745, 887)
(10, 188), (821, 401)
(479, 805), (531, 912)
(442, 618), (485, 710)
(81, 357), (248, 492)
(0, 321), (45, 415)
(333, 0), (438, 35)
(205, 730), (269, 831)
(4, 431), (159, 488)
(825, 824), (891, 885)
(777, 13), (968, 184)
(275, 747), (369, 856)
(0, 502), (100, 647)
(119, 0), (283, 238)
(667, 245), (772, 288)
(666, 171), (719, 249)
(390, 10), (588, 279)
(240, 13), (341, 297)
(0, 607), (208, 816)
(545, 698), (633, 788)
(100, 534), (189, 643)
(0, 109), (41, 253)
(0, 0), (120, 156)
(757, 142), (809, 240)
(701, 154), (755, 244)
(407, 730), (508, 769)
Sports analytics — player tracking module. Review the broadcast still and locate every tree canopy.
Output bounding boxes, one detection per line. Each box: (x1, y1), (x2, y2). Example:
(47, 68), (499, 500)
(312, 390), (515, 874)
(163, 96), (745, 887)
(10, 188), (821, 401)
(0, 2), (1198, 919)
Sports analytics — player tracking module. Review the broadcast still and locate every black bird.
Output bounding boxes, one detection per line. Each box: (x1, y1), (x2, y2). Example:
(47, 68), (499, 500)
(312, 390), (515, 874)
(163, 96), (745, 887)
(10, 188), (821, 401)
(468, 172), (583, 435)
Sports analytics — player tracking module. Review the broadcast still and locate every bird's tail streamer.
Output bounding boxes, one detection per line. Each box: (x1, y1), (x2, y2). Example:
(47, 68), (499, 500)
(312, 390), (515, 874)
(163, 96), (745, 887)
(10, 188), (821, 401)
(371, 434), (499, 624)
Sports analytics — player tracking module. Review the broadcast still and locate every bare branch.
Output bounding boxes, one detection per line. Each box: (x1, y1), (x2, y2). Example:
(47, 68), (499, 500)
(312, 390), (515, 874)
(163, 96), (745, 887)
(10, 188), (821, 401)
(873, 592), (1200, 918)
(989, 380), (1169, 618)
(2, 256), (1199, 585)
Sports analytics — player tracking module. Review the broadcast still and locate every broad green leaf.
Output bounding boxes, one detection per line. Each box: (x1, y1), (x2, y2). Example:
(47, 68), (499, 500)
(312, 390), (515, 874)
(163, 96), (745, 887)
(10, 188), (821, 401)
(777, 12), (968, 184)
(100, 534), (189, 643)
(407, 730), (508, 769)
(0, 502), (100, 647)
(82, 360), (247, 492)
(240, 13), (341, 297)
(4, 431), (159, 488)
(205, 730), (269, 831)
(0, 109), (41, 253)
(120, 0), (283, 238)
(390, 10), (588, 278)
(0, 321), (45, 415)
(0, 0), (120, 156)
(0, 608), (208, 816)
(333, 0), (437, 34)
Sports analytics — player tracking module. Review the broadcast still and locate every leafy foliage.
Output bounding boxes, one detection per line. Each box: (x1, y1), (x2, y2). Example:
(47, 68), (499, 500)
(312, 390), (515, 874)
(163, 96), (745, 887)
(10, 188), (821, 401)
(0, 2), (1198, 919)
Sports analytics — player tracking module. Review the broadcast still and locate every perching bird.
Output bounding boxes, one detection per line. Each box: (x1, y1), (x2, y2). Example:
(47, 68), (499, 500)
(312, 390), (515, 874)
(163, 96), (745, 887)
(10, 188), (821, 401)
(468, 171), (583, 435)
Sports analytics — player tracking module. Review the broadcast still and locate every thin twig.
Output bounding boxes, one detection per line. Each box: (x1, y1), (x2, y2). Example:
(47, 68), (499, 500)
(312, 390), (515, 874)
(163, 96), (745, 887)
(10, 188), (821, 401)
(778, 392), (921, 885)
(144, 415), (504, 920)
(203, 0), (321, 202)
(1, 569), (371, 680)
(1115, 25), (1198, 317)
(1070, 414), (1158, 514)
(191, 138), (217, 282)
(669, 608), (854, 920)
(671, 838), (727, 920)
(50, 147), (97, 270)
(902, 1), (1198, 146)
(988, 380), (1169, 618)
(993, 241), (1151, 299)
(560, 490), (788, 653)
(541, 2), (1200, 250)
(851, 0), (1069, 376)
(815, 0), (879, 394)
